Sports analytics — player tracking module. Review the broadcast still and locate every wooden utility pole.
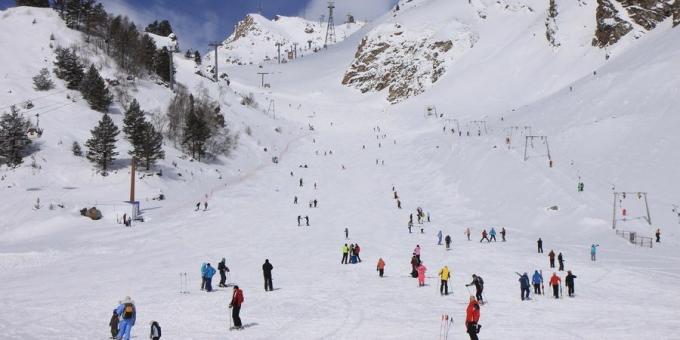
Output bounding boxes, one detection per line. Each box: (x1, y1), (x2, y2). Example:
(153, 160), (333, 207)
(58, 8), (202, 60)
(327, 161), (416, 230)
(208, 41), (221, 81)
(130, 158), (136, 202)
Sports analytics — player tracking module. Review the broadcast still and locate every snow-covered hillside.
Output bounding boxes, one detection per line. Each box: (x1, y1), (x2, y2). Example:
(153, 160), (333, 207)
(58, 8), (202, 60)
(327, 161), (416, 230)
(1, 2), (680, 340)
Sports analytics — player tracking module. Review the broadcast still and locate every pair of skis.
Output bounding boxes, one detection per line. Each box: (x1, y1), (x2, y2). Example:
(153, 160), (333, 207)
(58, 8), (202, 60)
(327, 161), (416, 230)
(439, 314), (453, 340)
(179, 272), (189, 294)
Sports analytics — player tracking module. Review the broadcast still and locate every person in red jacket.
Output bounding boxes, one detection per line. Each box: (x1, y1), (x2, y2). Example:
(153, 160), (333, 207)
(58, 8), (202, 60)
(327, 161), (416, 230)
(229, 285), (244, 329)
(465, 296), (481, 340)
(549, 272), (561, 299)
(479, 230), (490, 243)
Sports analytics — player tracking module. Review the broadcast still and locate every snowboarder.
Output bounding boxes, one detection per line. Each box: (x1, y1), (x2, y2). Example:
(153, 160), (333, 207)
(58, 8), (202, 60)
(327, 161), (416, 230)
(532, 270), (543, 295)
(200, 263), (208, 290)
(204, 263), (216, 292)
(549, 272), (561, 298)
(417, 263), (427, 286)
(297, 215), (301, 226)
(518, 272), (530, 301)
(344, 227), (349, 239)
(229, 285), (244, 329)
(438, 266), (450, 295)
(548, 250), (555, 268)
(465, 228), (471, 241)
(590, 244), (599, 261)
(558, 252), (564, 271)
(480, 230), (490, 243)
(500, 227), (506, 242)
(489, 228), (497, 242)
(537, 238), (543, 253)
(305, 215), (310, 226)
(465, 296), (481, 340)
(149, 320), (161, 340)
(466, 274), (484, 303)
(413, 245), (421, 262)
(109, 310), (119, 339)
(377, 258), (385, 277)
(218, 258), (230, 288)
(656, 229), (661, 243)
(341, 244), (349, 264)
(565, 270), (577, 297)
(445, 235), (452, 249)
(262, 259), (274, 291)
(114, 296), (136, 340)
(437, 230), (443, 245)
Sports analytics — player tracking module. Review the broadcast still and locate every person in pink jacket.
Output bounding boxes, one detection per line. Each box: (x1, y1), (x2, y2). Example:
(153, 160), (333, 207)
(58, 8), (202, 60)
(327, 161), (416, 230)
(417, 263), (427, 286)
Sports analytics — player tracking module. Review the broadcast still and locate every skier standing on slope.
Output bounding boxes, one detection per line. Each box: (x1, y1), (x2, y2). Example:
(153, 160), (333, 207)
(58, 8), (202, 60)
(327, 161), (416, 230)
(297, 215), (301, 227)
(204, 263), (216, 292)
(465, 296), (481, 340)
(532, 270), (543, 295)
(305, 216), (310, 226)
(377, 258), (385, 277)
(549, 272), (561, 299)
(656, 229), (661, 243)
(466, 274), (485, 303)
(229, 286), (244, 329)
(439, 266), (451, 295)
(489, 228), (497, 242)
(344, 227), (349, 239)
(500, 227), (506, 242)
(149, 320), (161, 340)
(410, 254), (419, 277)
(262, 259), (274, 291)
(465, 228), (471, 241)
(200, 263), (208, 290)
(218, 258), (230, 288)
(417, 263), (427, 287)
(114, 296), (136, 340)
(518, 272), (530, 301)
(565, 270), (577, 297)
(437, 230), (443, 245)
(445, 235), (452, 249)
(590, 244), (599, 261)
(341, 244), (349, 264)
(537, 238), (543, 253)
(299, 178), (303, 187)
(480, 230), (490, 243)
(558, 252), (565, 271)
(109, 310), (119, 339)
(548, 250), (555, 268)
(414, 245), (421, 262)
(354, 244), (362, 262)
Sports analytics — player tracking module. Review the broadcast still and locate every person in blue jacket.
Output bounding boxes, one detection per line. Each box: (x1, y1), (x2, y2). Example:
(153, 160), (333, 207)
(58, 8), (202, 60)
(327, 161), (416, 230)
(489, 228), (497, 242)
(200, 263), (208, 290)
(590, 244), (599, 261)
(114, 296), (136, 340)
(518, 273), (531, 300)
(532, 270), (543, 294)
(204, 263), (217, 292)
(437, 230), (443, 245)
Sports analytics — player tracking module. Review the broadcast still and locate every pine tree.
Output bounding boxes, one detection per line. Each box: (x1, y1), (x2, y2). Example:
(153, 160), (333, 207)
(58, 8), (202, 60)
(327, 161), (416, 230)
(194, 50), (202, 65)
(85, 113), (119, 173)
(182, 95), (211, 160)
(53, 46), (84, 89)
(80, 64), (113, 112)
(72, 141), (83, 156)
(138, 34), (157, 70)
(0, 106), (32, 167)
(153, 47), (173, 83)
(130, 121), (164, 170)
(16, 0), (50, 7)
(32, 68), (55, 91)
(123, 99), (145, 140)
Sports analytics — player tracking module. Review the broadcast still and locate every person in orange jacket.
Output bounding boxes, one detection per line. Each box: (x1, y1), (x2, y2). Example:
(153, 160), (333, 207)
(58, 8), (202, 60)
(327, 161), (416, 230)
(465, 296), (481, 340)
(376, 258), (385, 277)
(549, 272), (561, 299)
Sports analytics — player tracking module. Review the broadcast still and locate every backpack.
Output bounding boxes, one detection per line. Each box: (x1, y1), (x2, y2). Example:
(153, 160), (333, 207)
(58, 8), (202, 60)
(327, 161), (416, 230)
(122, 304), (134, 319)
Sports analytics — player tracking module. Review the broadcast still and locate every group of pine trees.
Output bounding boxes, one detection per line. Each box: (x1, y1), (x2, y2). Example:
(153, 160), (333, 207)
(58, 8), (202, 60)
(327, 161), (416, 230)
(15, 0), (49, 7)
(52, 46), (112, 112)
(145, 20), (173, 36)
(0, 106), (33, 167)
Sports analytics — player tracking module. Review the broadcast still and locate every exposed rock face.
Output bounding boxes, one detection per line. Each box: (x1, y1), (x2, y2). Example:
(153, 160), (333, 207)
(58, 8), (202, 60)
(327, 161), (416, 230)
(593, 0), (675, 47)
(619, 0), (672, 30)
(673, 0), (680, 27)
(592, 0), (634, 47)
(229, 15), (256, 43)
(545, 0), (560, 47)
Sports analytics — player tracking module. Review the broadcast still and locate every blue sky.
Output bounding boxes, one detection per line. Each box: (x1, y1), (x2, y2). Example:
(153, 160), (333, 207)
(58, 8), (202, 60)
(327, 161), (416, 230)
(5, 0), (396, 51)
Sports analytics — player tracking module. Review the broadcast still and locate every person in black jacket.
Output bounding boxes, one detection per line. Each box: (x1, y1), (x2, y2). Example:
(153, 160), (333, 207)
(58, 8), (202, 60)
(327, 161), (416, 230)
(262, 259), (274, 291)
(465, 274), (484, 303)
(218, 258), (230, 287)
(558, 252), (565, 271)
(149, 320), (161, 340)
(565, 271), (577, 297)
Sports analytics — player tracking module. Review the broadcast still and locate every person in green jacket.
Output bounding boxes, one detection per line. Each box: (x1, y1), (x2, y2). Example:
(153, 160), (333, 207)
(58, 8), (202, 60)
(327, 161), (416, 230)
(341, 244), (349, 264)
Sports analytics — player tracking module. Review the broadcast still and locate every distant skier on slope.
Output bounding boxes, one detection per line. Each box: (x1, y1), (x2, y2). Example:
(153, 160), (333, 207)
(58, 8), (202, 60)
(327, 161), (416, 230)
(410, 254), (419, 278)
(344, 227), (349, 239)
(565, 270), (577, 297)
(558, 252), (564, 271)
(200, 263), (208, 290)
(548, 250), (555, 268)
(465, 228), (471, 241)
(297, 215), (301, 227)
(218, 258), (230, 288)
(656, 229), (661, 243)
(532, 270), (543, 295)
(437, 230), (443, 245)
(537, 238), (543, 253)
(114, 296), (136, 340)
(204, 263), (216, 292)
(480, 230), (490, 243)
(341, 244), (349, 264)
(465, 296), (481, 340)
(500, 227), (506, 242)
(262, 259), (274, 291)
(229, 286), (244, 330)
(466, 274), (485, 303)
(445, 235), (452, 250)
(590, 244), (599, 261)
(149, 320), (161, 340)
(109, 310), (119, 339)
(518, 272), (530, 301)
(489, 228), (497, 242)
(417, 263), (427, 287)
(439, 266), (451, 295)
(549, 272), (561, 299)
(413, 245), (421, 262)
(377, 258), (385, 277)
(305, 216), (310, 226)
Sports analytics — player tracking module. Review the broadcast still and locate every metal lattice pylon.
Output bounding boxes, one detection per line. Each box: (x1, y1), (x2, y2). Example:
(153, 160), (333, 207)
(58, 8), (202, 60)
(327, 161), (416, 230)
(324, 1), (336, 48)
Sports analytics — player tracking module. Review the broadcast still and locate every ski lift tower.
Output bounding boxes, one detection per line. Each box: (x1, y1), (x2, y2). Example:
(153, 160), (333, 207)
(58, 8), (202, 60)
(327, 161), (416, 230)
(324, 1), (336, 48)
(208, 41), (221, 81)
(167, 34), (178, 90)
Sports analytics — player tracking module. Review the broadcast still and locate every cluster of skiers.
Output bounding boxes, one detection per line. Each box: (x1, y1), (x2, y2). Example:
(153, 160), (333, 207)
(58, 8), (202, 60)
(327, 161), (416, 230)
(341, 243), (362, 264)
(108, 296), (161, 340)
(479, 227), (506, 242)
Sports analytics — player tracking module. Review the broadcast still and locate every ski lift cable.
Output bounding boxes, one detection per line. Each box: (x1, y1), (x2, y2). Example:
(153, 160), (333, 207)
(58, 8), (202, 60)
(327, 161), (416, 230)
(0, 89), (70, 111)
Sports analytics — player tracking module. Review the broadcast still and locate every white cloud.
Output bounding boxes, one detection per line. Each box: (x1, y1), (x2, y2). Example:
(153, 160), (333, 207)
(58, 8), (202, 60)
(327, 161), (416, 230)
(300, 0), (396, 22)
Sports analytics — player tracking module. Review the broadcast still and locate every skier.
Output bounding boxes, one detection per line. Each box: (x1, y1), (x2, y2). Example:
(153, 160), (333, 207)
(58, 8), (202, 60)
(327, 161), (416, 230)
(195, 202), (200, 211)
(341, 244), (349, 264)
(532, 270), (543, 295)
(204, 263), (216, 292)
(377, 258), (385, 277)
(313, 199), (318, 208)
(548, 250), (555, 268)
(297, 215), (301, 227)
(438, 266), (450, 295)
(299, 178), (303, 187)
(465, 296), (481, 340)
(397, 200), (401, 209)
(427, 212), (431, 222)
(479, 229), (490, 243)
(417, 263), (427, 286)
(437, 230), (443, 245)
(466, 274), (484, 303)
(558, 252), (564, 271)
(489, 228), (497, 242)
(410, 254), (419, 278)
(149, 320), (161, 340)
(114, 296), (136, 340)
(465, 228), (471, 241)
(218, 258), (230, 288)
(262, 259), (274, 291)
(590, 244), (599, 261)
(349, 244), (356, 263)
(203, 201), (208, 211)
(565, 270), (577, 297)
(344, 227), (349, 239)
(293, 196), (298, 204)
(305, 215), (310, 226)
(656, 229), (661, 243)
(408, 221), (413, 233)
(354, 244), (362, 262)
(229, 285), (244, 329)
(537, 238), (543, 253)
(549, 272), (561, 299)
(500, 227), (506, 242)
(109, 310), (119, 339)
(413, 245), (421, 262)
(394, 191), (399, 199)
(200, 263), (208, 290)
(445, 235), (452, 250)
(518, 272), (530, 301)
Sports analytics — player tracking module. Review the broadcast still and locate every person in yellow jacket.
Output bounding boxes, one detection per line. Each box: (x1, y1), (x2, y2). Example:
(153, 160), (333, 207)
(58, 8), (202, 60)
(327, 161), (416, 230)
(439, 266), (451, 295)
(341, 244), (349, 264)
